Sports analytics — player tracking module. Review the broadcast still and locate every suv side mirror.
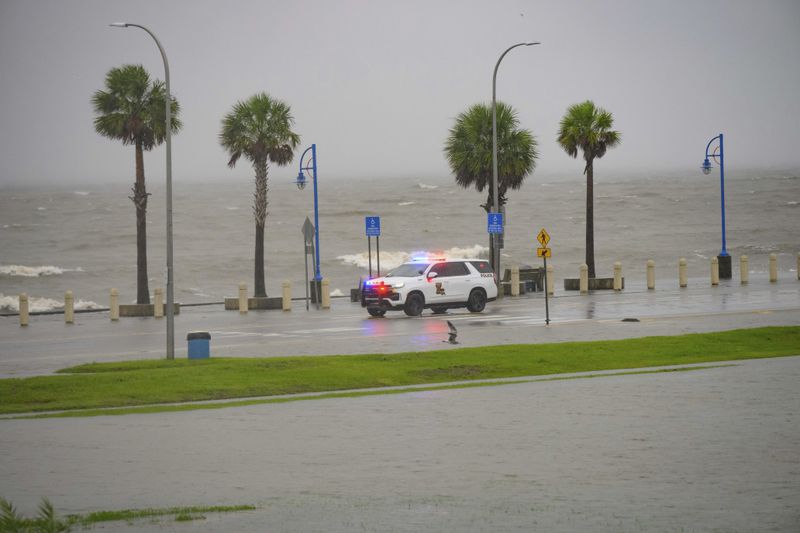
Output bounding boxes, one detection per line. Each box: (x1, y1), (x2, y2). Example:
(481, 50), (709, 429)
(427, 271), (439, 281)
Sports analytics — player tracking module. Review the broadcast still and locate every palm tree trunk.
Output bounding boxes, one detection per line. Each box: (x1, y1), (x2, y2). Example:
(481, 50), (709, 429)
(132, 141), (150, 304)
(585, 160), (596, 278)
(253, 159), (269, 297)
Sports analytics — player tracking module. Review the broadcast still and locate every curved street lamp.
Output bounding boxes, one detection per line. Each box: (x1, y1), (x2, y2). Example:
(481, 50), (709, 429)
(110, 22), (175, 359)
(492, 41), (540, 296)
(295, 144), (321, 284)
(701, 133), (731, 279)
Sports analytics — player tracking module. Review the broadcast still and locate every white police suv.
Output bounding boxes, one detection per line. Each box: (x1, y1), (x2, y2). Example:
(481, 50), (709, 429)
(361, 257), (497, 317)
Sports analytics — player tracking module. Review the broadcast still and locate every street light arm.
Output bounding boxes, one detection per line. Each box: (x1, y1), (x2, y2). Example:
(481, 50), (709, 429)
(704, 134), (721, 159)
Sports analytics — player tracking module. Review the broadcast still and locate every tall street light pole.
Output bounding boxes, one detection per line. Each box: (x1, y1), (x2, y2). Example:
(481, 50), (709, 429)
(701, 133), (731, 279)
(110, 22), (175, 358)
(492, 41), (539, 297)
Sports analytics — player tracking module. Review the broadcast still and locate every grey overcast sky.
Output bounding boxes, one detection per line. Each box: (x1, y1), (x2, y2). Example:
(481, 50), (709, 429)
(1, 0), (799, 185)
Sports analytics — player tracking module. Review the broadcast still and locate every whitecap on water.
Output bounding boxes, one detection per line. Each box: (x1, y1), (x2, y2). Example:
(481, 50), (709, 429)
(0, 265), (83, 277)
(397, 201), (415, 206)
(417, 183), (438, 190)
(337, 244), (488, 270)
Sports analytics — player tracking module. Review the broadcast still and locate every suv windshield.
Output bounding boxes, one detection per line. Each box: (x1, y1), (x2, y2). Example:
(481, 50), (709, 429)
(386, 263), (429, 277)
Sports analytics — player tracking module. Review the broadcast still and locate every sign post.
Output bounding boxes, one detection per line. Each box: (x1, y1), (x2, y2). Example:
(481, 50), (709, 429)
(487, 212), (504, 298)
(302, 217), (317, 310)
(536, 228), (551, 325)
(365, 216), (381, 278)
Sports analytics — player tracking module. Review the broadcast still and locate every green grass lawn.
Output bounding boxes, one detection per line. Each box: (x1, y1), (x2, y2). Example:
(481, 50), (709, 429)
(1, 326), (797, 417)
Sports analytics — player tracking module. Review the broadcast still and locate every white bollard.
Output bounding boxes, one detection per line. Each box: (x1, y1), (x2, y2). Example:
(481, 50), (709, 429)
(64, 290), (74, 324)
(711, 257), (719, 286)
(796, 252), (799, 281)
(282, 280), (291, 311)
(510, 266), (520, 297)
(546, 264), (554, 296)
(769, 253), (778, 282)
(238, 283), (248, 314)
(110, 288), (119, 321)
(679, 258), (688, 288)
(579, 264), (588, 294)
(321, 279), (331, 309)
(613, 262), (622, 291)
(19, 293), (29, 327)
(646, 260), (655, 290)
(154, 288), (164, 318)
(740, 255), (749, 285)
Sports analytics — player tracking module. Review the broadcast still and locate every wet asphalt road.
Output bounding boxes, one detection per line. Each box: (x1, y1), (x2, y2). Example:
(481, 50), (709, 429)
(1, 275), (799, 377)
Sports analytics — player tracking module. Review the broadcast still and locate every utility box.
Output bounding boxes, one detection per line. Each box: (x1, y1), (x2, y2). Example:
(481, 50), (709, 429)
(187, 331), (211, 359)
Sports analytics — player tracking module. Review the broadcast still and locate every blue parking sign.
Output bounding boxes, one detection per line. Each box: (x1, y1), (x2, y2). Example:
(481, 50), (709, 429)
(365, 216), (381, 236)
(487, 212), (503, 234)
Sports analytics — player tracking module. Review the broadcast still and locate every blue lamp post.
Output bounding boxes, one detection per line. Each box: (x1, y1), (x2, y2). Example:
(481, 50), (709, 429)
(296, 144), (321, 283)
(701, 133), (731, 279)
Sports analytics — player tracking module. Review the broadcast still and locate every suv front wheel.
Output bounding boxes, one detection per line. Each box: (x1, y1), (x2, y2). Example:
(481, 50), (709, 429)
(404, 292), (425, 317)
(466, 288), (487, 313)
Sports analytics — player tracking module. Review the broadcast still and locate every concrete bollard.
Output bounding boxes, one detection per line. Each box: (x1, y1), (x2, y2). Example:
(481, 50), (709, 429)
(110, 289), (119, 321)
(711, 257), (719, 286)
(740, 255), (749, 285)
(546, 264), (554, 296)
(64, 290), (74, 324)
(282, 280), (291, 311)
(238, 283), (248, 314)
(579, 264), (588, 294)
(679, 258), (688, 288)
(646, 260), (655, 290)
(510, 266), (520, 297)
(19, 293), (29, 327)
(769, 253), (778, 282)
(154, 288), (164, 318)
(321, 279), (331, 309)
(613, 262), (622, 291)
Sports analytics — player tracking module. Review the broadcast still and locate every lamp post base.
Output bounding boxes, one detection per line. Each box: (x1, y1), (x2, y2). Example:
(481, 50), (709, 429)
(718, 254), (732, 280)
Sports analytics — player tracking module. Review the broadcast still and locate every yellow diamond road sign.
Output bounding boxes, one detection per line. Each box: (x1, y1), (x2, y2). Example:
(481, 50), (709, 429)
(537, 228), (550, 247)
(537, 247), (551, 258)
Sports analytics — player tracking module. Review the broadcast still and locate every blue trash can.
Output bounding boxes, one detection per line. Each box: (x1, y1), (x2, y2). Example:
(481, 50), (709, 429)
(187, 331), (211, 359)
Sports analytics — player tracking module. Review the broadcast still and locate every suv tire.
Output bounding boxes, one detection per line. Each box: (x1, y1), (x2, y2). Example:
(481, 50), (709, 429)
(404, 292), (425, 317)
(431, 305), (448, 314)
(367, 308), (386, 317)
(466, 288), (487, 313)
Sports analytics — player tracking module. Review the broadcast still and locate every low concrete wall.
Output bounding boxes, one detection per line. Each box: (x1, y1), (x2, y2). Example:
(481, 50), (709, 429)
(224, 297), (283, 310)
(564, 277), (624, 291)
(119, 303), (181, 317)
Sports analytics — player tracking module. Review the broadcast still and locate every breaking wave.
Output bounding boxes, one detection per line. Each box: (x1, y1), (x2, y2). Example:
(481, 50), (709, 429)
(337, 244), (488, 270)
(0, 265), (84, 277)
(0, 293), (101, 313)
(417, 183), (438, 190)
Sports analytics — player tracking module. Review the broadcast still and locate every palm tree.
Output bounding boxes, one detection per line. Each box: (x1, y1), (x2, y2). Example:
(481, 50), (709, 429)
(220, 93), (300, 298)
(557, 100), (621, 279)
(92, 64), (182, 304)
(444, 101), (537, 269)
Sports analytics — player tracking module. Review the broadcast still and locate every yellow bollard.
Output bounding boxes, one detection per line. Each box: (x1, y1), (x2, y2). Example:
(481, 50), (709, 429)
(679, 258), (688, 288)
(546, 264), (554, 296)
(238, 283), (248, 314)
(613, 262), (622, 291)
(64, 290), (74, 324)
(321, 279), (331, 309)
(579, 264), (588, 294)
(110, 289), (119, 321)
(769, 253), (778, 282)
(646, 260), (655, 290)
(154, 288), (164, 318)
(19, 293), (29, 327)
(711, 257), (719, 286)
(282, 280), (291, 311)
(510, 266), (520, 297)
(740, 255), (749, 285)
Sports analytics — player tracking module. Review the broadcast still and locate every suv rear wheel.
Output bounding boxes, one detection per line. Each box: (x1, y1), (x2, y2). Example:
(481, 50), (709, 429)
(367, 308), (386, 317)
(466, 288), (487, 313)
(431, 305), (448, 314)
(404, 292), (425, 317)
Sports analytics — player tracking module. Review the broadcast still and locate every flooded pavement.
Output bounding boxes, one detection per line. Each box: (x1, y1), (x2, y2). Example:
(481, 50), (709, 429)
(1, 356), (799, 531)
(1, 275), (799, 377)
